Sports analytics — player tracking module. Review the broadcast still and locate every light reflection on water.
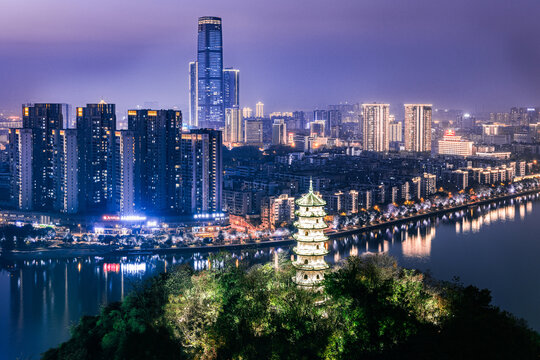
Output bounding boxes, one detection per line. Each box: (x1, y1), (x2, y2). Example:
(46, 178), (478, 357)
(0, 193), (539, 359)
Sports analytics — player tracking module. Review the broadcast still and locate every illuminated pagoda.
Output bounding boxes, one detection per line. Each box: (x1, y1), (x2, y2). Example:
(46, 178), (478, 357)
(292, 179), (330, 288)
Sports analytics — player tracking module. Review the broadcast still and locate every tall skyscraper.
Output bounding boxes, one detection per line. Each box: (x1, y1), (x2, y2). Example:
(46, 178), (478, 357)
(404, 104), (432, 152)
(20, 103), (70, 211)
(362, 103), (390, 152)
(76, 102), (116, 213)
(189, 61), (198, 127)
(128, 109), (182, 214)
(224, 107), (243, 145)
(180, 129), (223, 214)
(256, 101), (264, 118)
(223, 68), (240, 110)
(196, 16), (224, 129)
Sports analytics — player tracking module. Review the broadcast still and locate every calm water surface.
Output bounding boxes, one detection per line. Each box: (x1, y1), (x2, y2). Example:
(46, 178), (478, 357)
(1, 194), (540, 359)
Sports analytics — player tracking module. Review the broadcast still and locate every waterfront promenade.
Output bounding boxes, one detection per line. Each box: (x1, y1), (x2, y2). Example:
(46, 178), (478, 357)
(3, 186), (539, 261)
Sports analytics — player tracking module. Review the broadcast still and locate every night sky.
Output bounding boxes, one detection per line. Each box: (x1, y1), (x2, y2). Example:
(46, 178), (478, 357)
(1, 0), (540, 115)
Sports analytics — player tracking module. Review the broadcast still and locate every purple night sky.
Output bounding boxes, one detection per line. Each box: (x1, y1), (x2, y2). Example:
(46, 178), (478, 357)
(1, 0), (540, 115)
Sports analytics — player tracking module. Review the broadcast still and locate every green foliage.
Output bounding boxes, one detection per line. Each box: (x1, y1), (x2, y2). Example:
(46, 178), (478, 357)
(43, 255), (540, 360)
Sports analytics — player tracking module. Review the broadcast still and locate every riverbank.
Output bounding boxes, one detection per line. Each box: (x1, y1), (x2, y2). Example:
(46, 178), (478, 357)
(0, 238), (295, 261)
(2, 187), (539, 261)
(326, 187), (540, 238)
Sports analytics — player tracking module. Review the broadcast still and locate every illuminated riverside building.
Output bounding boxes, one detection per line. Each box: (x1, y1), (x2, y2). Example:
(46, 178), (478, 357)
(76, 102), (116, 213)
(404, 104), (432, 152)
(114, 131), (135, 215)
(262, 193), (295, 229)
(55, 129), (78, 213)
(224, 107), (243, 146)
(437, 130), (474, 157)
(8, 128), (33, 210)
(180, 129), (222, 215)
(362, 103), (390, 152)
(292, 181), (330, 288)
(16, 104), (70, 211)
(127, 109), (182, 214)
(195, 16), (224, 129)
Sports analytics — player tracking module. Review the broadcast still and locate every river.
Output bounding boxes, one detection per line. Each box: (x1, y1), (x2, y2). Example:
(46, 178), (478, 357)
(1, 194), (540, 359)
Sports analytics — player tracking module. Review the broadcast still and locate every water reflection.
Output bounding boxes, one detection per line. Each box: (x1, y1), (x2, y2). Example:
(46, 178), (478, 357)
(1, 193), (539, 359)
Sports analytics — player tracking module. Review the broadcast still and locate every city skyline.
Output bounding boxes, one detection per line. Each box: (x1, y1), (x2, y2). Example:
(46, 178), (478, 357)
(2, 0), (540, 115)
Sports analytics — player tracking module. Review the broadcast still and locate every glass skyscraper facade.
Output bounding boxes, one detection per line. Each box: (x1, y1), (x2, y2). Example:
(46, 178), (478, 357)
(196, 16), (224, 129)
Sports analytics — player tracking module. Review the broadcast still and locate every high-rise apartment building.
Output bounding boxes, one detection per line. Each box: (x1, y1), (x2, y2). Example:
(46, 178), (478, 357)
(114, 130), (135, 215)
(327, 109), (342, 137)
(244, 119), (263, 146)
(76, 102), (116, 213)
(242, 107), (253, 118)
(180, 129), (222, 214)
(55, 129), (78, 214)
(389, 120), (403, 142)
(8, 128), (33, 210)
(20, 103), (70, 211)
(223, 68), (239, 110)
(128, 109), (182, 214)
(256, 101), (264, 118)
(188, 61), (198, 127)
(196, 16), (224, 129)
(362, 103), (390, 152)
(224, 107), (243, 145)
(404, 104), (432, 152)
(272, 119), (287, 145)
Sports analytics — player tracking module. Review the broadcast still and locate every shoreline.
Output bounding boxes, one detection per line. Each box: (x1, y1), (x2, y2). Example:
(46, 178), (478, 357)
(1, 187), (539, 261)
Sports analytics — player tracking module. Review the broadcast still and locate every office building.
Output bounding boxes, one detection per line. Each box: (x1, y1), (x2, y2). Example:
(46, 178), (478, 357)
(272, 119), (287, 145)
(404, 104), (432, 152)
(244, 118), (263, 146)
(128, 109), (182, 214)
(223, 68), (240, 110)
(438, 130), (474, 157)
(76, 102), (116, 213)
(256, 101), (264, 118)
(196, 16), (224, 129)
(362, 103), (390, 152)
(8, 128), (33, 210)
(224, 107), (243, 145)
(180, 129), (222, 214)
(114, 131), (135, 215)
